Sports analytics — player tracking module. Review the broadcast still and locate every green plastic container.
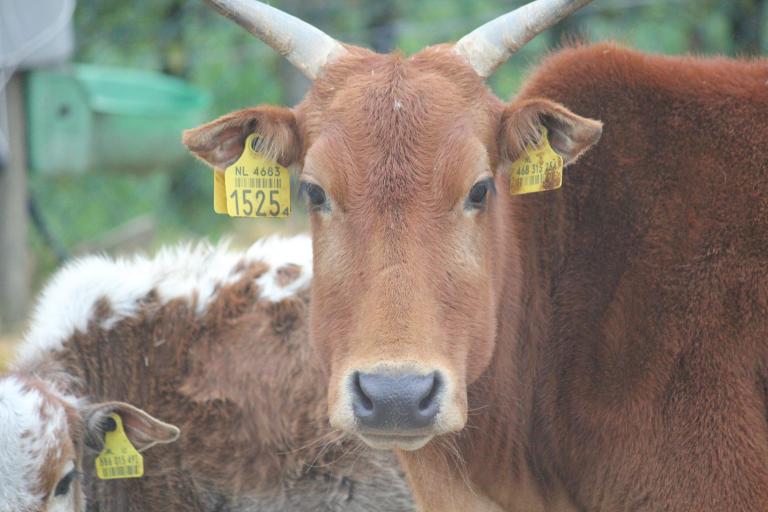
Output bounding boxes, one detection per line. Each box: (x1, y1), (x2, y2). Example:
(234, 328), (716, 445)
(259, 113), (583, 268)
(26, 65), (211, 175)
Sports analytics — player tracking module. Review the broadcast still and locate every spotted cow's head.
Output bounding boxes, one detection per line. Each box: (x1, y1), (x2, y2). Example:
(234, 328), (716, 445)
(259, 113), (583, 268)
(0, 375), (179, 512)
(185, 0), (601, 450)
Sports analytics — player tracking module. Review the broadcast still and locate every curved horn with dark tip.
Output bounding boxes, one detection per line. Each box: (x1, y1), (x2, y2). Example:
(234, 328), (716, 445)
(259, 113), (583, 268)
(454, 0), (593, 78)
(204, 0), (347, 80)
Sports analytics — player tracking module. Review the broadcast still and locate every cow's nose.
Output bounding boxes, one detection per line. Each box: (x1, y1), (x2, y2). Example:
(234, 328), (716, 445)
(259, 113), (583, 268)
(351, 371), (442, 431)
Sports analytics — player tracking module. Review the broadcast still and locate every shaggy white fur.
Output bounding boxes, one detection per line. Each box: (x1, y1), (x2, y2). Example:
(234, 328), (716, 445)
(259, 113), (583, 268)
(17, 234), (312, 367)
(0, 377), (73, 512)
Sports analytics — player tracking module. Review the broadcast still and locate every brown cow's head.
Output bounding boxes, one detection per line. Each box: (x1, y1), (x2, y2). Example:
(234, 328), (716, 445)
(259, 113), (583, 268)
(185, 0), (601, 451)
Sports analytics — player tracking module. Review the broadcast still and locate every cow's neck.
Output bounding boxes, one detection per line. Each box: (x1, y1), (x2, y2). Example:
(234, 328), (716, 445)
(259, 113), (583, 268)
(462, 187), (572, 508)
(396, 184), (576, 511)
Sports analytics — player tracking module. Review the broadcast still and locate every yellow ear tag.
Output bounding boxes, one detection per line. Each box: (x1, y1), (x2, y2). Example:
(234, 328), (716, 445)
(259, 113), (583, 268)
(212, 170), (228, 214)
(223, 134), (291, 218)
(95, 413), (144, 480)
(509, 127), (564, 196)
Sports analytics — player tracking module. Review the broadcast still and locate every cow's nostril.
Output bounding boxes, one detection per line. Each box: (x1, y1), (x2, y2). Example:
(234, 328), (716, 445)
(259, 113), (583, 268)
(418, 371), (441, 412)
(352, 372), (374, 412)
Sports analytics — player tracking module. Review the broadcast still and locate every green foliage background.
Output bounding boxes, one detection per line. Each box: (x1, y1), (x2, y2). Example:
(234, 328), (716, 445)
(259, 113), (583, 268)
(26, 0), (765, 291)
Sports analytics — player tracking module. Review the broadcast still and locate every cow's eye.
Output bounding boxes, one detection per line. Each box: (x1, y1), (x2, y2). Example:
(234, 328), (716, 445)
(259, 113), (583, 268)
(299, 181), (328, 211)
(466, 178), (495, 209)
(54, 470), (76, 497)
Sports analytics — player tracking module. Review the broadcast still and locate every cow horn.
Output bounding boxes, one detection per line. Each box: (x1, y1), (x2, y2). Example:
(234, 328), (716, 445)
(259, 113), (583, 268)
(454, 0), (592, 78)
(204, 0), (347, 80)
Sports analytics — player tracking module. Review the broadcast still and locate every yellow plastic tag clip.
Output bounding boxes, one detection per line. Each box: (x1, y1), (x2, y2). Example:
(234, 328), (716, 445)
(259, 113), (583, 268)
(213, 170), (228, 214)
(95, 413), (144, 480)
(509, 127), (564, 196)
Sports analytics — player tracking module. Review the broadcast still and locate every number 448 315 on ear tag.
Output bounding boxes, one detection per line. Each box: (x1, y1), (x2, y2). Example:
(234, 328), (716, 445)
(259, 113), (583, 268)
(509, 127), (564, 196)
(95, 413), (144, 480)
(222, 133), (291, 218)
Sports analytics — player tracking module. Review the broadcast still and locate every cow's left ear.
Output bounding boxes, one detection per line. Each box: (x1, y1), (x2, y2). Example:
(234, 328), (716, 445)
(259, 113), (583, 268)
(82, 401), (180, 452)
(183, 105), (300, 169)
(500, 98), (602, 166)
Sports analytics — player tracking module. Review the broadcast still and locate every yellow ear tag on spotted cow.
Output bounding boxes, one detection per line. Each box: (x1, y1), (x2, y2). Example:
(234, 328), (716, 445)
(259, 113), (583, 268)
(212, 170), (228, 214)
(95, 413), (144, 480)
(223, 134), (291, 218)
(509, 127), (564, 196)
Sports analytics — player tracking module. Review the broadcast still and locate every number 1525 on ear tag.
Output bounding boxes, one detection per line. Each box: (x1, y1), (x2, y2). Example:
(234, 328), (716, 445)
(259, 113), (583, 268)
(220, 134), (291, 218)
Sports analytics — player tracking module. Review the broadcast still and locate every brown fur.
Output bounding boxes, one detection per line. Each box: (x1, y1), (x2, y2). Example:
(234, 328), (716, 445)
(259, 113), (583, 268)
(399, 44), (768, 511)
(18, 252), (414, 511)
(185, 41), (768, 511)
(479, 43), (768, 511)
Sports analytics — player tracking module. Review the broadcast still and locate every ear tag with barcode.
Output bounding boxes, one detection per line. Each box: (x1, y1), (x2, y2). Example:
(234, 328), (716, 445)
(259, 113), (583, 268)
(95, 413), (144, 480)
(509, 127), (564, 196)
(222, 133), (291, 218)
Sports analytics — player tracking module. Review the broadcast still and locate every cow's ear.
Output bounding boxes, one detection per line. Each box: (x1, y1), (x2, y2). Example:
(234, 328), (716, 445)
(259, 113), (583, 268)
(82, 401), (180, 452)
(500, 98), (602, 166)
(183, 106), (300, 168)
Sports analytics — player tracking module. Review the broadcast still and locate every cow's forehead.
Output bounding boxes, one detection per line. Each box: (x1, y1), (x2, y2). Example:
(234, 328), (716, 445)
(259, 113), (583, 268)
(307, 48), (495, 139)
(302, 48), (499, 210)
(0, 376), (71, 511)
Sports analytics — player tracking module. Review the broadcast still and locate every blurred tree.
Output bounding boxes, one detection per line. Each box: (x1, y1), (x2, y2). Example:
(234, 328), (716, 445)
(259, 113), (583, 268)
(728, 0), (765, 55)
(549, 10), (585, 48)
(368, 0), (398, 52)
(158, 0), (188, 77)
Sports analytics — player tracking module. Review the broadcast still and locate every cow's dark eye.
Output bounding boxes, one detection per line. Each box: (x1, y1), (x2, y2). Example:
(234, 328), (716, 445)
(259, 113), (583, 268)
(54, 470), (76, 497)
(299, 181), (328, 211)
(467, 178), (495, 209)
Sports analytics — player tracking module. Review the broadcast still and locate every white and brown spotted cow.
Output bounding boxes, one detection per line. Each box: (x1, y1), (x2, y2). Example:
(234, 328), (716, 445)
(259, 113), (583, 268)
(1, 235), (414, 512)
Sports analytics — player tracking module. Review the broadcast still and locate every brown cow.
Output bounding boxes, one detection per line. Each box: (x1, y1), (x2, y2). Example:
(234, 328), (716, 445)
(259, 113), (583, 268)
(3, 235), (414, 511)
(184, 0), (768, 510)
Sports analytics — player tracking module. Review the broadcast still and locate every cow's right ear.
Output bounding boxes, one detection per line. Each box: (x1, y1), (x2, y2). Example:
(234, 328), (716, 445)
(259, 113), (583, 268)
(499, 97), (602, 166)
(82, 401), (180, 453)
(182, 106), (300, 168)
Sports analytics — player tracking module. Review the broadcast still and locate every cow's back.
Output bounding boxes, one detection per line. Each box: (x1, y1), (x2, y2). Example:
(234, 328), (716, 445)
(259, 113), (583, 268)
(514, 44), (768, 510)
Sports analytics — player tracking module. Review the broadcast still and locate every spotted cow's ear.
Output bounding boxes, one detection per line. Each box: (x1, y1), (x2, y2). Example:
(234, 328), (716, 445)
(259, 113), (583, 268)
(500, 97), (602, 166)
(82, 401), (180, 452)
(183, 105), (301, 169)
